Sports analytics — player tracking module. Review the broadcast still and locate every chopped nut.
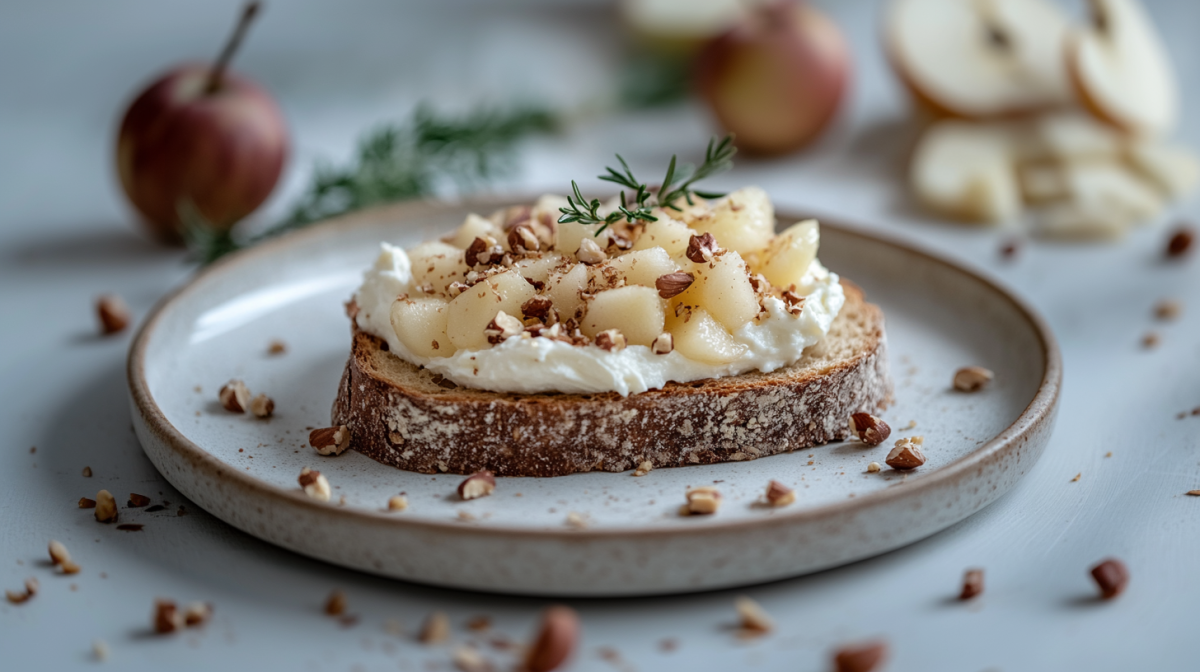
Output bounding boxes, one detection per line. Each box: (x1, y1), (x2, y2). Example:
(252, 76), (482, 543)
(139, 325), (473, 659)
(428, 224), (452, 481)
(94, 489), (118, 523)
(452, 646), (490, 672)
(655, 272), (695, 299)
(833, 640), (888, 672)
(298, 468), (331, 502)
(1070, 472), (1081, 482)
(218, 379), (251, 413)
(97, 294), (131, 335)
(999, 239), (1020, 259)
(781, 290), (805, 316)
(78, 497), (96, 509)
(632, 460), (653, 477)
(309, 425), (351, 456)
(849, 413), (891, 446)
(683, 486), (722, 515)
(1154, 299), (1182, 320)
(1142, 332), (1160, 349)
(325, 590), (347, 616)
(1091, 558), (1129, 599)
(764, 480), (795, 507)
(249, 394), (274, 418)
(267, 339), (287, 355)
(419, 611), (450, 644)
(154, 599), (183, 634)
(48, 540), (79, 574)
(1186, 490), (1200, 496)
(594, 329), (627, 352)
(6, 577), (38, 604)
(184, 602), (212, 626)
(465, 236), (504, 267)
(484, 310), (524, 344)
(508, 224), (540, 253)
(953, 366), (993, 392)
(128, 492), (151, 507)
(885, 437), (926, 470)
(521, 295), (554, 321)
(735, 596), (773, 635)
(575, 237), (607, 265)
(1166, 226), (1195, 258)
(866, 462), (881, 473)
(92, 639), (109, 661)
(524, 606), (579, 672)
(458, 470), (496, 500)
(82, 466), (92, 478)
(651, 333), (674, 355)
(388, 495), (408, 512)
(960, 568), (984, 600)
(685, 232), (719, 263)
(565, 512), (588, 529)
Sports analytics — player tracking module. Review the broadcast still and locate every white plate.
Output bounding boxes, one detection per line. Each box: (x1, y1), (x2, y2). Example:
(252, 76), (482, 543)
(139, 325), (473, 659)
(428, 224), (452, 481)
(128, 198), (1061, 596)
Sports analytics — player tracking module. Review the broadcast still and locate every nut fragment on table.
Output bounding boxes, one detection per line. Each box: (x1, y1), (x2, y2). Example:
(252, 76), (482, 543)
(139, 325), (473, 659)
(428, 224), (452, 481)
(153, 599), (183, 634)
(524, 606), (579, 672)
(97, 294), (131, 335)
(94, 489), (118, 523)
(78, 497), (96, 509)
(632, 460), (653, 477)
(5, 577), (38, 605)
(82, 466), (92, 478)
(885, 437), (926, 470)
(735, 596), (773, 635)
(1154, 299), (1182, 320)
(267, 339), (287, 355)
(310, 425), (351, 456)
(764, 480), (795, 507)
(1090, 558), (1129, 600)
(249, 393), (274, 418)
(849, 413), (891, 446)
(953, 366), (994, 392)
(833, 639), (888, 672)
(452, 646), (490, 672)
(48, 540), (81, 575)
(218, 379), (251, 413)
(298, 468), (331, 502)
(1141, 332), (1160, 349)
(866, 462), (881, 473)
(457, 470), (496, 501)
(324, 590), (347, 616)
(960, 568), (984, 600)
(682, 486), (722, 515)
(1166, 226), (1194, 258)
(387, 495), (408, 511)
(128, 492), (151, 507)
(184, 602), (213, 626)
(418, 611), (450, 644)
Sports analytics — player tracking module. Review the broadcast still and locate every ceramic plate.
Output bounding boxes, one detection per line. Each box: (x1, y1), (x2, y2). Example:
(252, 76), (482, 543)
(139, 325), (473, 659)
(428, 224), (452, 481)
(128, 198), (1061, 597)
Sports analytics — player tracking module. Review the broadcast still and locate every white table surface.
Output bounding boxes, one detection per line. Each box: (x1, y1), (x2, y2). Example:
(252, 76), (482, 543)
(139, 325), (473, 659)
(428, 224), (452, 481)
(2, 1), (1198, 669)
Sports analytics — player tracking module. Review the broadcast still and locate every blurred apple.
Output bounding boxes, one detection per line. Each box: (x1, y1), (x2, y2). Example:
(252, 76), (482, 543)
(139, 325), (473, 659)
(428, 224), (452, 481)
(694, 1), (850, 155)
(620, 0), (765, 54)
(116, 3), (287, 243)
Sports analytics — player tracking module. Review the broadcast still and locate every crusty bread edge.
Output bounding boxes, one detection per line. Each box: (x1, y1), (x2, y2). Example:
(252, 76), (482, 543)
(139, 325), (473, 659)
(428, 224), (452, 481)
(333, 284), (892, 477)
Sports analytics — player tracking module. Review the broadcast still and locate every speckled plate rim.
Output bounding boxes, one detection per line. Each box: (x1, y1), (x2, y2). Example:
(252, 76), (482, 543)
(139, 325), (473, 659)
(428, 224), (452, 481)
(128, 196), (1062, 543)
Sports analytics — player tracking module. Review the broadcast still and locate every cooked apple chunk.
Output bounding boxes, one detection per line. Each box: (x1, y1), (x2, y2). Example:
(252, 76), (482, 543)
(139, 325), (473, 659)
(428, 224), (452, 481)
(446, 270), (536, 350)
(678, 251), (758, 331)
(604, 247), (678, 288)
(631, 216), (696, 258)
(755, 219), (819, 290)
(556, 222), (611, 259)
(514, 253), (568, 286)
(391, 298), (455, 357)
(666, 307), (748, 365)
(581, 286), (665, 347)
(545, 263), (589, 321)
(408, 241), (469, 296)
(693, 186), (775, 254)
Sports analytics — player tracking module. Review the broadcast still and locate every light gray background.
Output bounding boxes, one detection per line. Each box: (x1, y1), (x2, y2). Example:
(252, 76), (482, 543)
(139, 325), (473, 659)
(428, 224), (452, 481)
(2, 0), (1197, 670)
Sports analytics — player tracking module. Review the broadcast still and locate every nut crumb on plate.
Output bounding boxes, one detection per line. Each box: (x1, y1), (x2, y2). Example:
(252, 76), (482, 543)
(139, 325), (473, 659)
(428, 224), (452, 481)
(1166, 226), (1194, 258)
(325, 590), (347, 616)
(419, 611), (450, 644)
(651, 332), (674, 355)
(249, 393), (274, 418)
(97, 294), (131, 335)
(1070, 472), (1081, 482)
(310, 425), (351, 456)
(218, 379), (250, 413)
(154, 599), (183, 634)
(764, 480), (795, 507)
(960, 568), (984, 600)
(565, 512), (588, 529)
(267, 339), (287, 354)
(78, 497), (96, 509)
(632, 460), (653, 477)
(95, 489), (118, 523)
(458, 470), (496, 500)
(1091, 558), (1129, 599)
(388, 495), (408, 511)
(1186, 490), (1200, 496)
(866, 462), (881, 473)
(452, 646), (490, 672)
(1154, 299), (1182, 320)
(184, 602), (212, 626)
(128, 492), (151, 507)
(6, 577), (38, 604)
(48, 540), (81, 575)
(953, 366), (993, 392)
(1141, 332), (1160, 349)
(885, 437), (925, 470)
(682, 486), (722, 515)
(849, 413), (891, 446)
(735, 596), (773, 635)
(298, 468), (331, 501)
(833, 640), (888, 672)
(82, 466), (92, 477)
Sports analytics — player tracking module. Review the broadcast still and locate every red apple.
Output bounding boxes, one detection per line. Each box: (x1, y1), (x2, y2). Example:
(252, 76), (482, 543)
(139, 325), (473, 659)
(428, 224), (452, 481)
(116, 3), (287, 243)
(694, 1), (851, 155)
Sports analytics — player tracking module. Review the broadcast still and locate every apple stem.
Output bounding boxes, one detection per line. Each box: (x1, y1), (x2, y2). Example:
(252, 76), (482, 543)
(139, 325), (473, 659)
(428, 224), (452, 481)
(205, 2), (262, 94)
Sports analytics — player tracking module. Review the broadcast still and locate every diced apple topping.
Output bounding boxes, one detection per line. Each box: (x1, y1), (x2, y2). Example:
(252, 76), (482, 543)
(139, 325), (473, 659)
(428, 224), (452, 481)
(391, 298), (454, 357)
(754, 219), (819, 290)
(408, 241), (471, 296)
(631, 216), (696, 257)
(581, 286), (665, 347)
(666, 307), (748, 365)
(691, 186), (775, 254)
(603, 247), (678, 288)
(445, 213), (502, 249)
(675, 251), (759, 331)
(446, 270), (537, 350)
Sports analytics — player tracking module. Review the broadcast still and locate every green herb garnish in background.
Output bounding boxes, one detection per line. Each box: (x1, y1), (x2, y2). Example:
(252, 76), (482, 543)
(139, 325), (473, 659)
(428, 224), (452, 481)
(558, 134), (736, 235)
(186, 104), (556, 263)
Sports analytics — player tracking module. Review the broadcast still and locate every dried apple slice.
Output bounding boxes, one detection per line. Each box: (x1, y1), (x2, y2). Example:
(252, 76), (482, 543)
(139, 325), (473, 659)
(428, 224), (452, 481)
(910, 120), (1023, 223)
(886, 0), (1071, 118)
(1068, 0), (1178, 137)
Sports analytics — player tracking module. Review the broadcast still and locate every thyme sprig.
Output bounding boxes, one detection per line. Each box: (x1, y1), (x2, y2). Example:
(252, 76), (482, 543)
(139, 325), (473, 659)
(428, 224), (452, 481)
(557, 134), (736, 235)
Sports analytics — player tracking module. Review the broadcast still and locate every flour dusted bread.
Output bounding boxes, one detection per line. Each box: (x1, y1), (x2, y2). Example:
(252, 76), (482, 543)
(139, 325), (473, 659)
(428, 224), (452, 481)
(332, 281), (891, 477)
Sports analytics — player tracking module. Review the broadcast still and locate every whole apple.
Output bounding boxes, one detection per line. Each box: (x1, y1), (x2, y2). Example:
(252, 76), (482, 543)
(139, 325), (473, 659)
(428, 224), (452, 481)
(695, 1), (850, 155)
(116, 4), (287, 243)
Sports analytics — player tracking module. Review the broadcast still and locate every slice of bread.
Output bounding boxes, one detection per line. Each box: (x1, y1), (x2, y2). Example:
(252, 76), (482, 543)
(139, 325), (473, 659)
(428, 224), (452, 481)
(333, 281), (891, 477)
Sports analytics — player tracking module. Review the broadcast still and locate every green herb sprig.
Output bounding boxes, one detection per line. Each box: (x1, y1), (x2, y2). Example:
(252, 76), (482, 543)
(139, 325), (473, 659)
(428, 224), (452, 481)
(557, 134), (736, 236)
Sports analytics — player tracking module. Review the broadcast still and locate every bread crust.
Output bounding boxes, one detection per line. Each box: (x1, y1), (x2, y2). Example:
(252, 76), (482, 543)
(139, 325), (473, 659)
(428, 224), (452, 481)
(333, 284), (891, 477)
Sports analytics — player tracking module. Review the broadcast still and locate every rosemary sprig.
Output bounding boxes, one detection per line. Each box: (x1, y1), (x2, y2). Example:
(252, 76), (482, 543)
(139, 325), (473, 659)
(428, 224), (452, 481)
(557, 134), (736, 235)
(188, 104), (555, 263)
